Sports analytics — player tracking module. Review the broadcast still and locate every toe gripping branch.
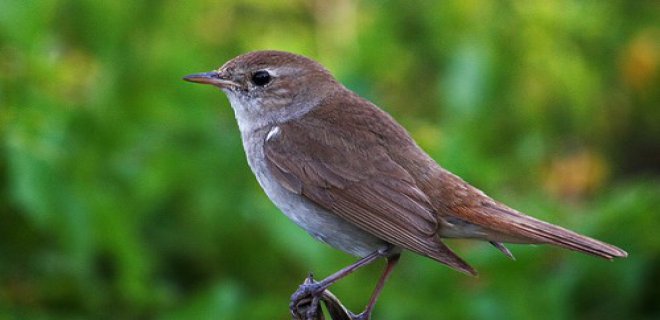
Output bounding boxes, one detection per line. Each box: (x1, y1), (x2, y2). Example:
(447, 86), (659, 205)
(290, 246), (399, 320)
(290, 274), (354, 320)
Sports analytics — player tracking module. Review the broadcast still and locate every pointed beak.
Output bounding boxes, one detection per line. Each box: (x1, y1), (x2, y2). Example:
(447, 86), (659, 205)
(183, 71), (237, 88)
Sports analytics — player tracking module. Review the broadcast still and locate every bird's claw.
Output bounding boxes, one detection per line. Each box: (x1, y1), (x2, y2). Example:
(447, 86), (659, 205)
(290, 275), (326, 320)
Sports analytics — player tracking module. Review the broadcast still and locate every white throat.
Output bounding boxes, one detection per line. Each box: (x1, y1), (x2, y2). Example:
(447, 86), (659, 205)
(224, 89), (320, 134)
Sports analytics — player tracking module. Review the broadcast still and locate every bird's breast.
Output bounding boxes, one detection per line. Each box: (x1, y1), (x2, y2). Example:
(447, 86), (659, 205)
(239, 126), (387, 257)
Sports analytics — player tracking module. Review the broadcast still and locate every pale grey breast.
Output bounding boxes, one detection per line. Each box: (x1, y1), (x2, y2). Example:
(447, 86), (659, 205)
(239, 125), (388, 257)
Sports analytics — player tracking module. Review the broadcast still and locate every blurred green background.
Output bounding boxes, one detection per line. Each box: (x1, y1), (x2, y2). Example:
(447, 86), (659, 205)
(1, 1), (658, 319)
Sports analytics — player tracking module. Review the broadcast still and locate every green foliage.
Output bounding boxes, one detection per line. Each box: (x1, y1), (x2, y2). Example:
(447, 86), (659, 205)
(1, 1), (658, 319)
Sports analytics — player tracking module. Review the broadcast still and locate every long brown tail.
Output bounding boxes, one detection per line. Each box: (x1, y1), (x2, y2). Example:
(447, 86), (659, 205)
(456, 201), (628, 260)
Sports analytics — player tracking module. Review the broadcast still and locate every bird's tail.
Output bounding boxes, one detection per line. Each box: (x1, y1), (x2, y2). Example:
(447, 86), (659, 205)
(457, 201), (628, 260)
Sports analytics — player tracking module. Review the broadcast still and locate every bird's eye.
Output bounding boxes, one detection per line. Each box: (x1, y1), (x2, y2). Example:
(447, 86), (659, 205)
(251, 70), (272, 86)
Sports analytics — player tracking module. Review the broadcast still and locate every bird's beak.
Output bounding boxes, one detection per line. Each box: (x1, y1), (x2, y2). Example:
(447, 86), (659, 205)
(183, 71), (237, 88)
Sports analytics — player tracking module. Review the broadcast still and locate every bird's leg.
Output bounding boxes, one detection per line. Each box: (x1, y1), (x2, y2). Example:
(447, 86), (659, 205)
(352, 253), (400, 320)
(290, 246), (392, 320)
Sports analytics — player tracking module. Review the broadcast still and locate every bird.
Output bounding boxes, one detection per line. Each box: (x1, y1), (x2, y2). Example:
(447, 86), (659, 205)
(183, 50), (627, 320)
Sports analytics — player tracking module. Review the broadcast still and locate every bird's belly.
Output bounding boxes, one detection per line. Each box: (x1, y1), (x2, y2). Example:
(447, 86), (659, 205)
(243, 132), (386, 257)
(257, 166), (386, 257)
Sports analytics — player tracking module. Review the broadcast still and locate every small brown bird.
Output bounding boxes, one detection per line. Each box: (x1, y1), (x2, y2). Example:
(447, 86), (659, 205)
(184, 50), (627, 320)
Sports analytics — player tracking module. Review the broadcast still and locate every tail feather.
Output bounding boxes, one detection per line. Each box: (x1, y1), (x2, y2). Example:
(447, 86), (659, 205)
(490, 241), (516, 260)
(456, 202), (628, 260)
(419, 239), (479, 276)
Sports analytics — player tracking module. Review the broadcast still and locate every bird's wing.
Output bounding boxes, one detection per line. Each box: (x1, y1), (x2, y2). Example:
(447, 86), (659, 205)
(263, 104), (476, 275)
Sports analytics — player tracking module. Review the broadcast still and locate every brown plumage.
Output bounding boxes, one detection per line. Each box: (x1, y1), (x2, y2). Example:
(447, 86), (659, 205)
(263, 87), (626, 275)
(184, 50), (627, 319)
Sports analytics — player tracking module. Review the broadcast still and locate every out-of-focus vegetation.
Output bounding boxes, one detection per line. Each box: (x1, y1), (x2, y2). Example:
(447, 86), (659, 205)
(1, 1), (658, 319)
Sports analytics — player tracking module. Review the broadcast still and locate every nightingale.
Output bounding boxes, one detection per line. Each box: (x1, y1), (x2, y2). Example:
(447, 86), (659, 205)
(184, 50), (627, 320)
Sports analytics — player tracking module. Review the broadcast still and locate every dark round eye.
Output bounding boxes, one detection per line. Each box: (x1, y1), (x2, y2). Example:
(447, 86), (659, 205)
(251, 70), (272, 86)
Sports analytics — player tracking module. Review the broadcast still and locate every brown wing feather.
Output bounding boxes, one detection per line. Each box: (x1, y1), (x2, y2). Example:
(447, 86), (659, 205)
(264, 98), (476, 275)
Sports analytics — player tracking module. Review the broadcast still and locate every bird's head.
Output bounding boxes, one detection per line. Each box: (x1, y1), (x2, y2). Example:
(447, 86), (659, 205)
(184, 50), (341, 131)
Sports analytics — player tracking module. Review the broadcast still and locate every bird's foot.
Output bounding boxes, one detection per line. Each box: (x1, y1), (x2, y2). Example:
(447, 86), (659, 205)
(290, 274), (326, 320)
